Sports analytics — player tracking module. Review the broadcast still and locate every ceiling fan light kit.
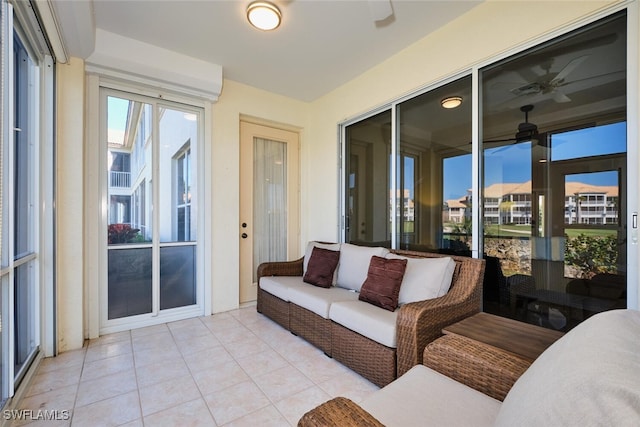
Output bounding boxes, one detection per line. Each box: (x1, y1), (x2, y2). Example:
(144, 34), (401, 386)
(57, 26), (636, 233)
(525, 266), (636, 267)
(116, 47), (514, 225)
(515, 104), (538, 142)
(441, 96), (463, 109)
(247, 1), (282, 31)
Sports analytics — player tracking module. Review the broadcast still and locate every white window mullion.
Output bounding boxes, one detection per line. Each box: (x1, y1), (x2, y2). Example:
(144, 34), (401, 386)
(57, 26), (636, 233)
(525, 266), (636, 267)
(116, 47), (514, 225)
(151, 101), (160, 317)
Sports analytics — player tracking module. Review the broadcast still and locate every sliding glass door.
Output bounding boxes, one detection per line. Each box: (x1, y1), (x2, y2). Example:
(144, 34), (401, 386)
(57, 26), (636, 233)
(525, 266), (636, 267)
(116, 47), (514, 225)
(103, 89), (201, 331)
(342, 10), (629, 332)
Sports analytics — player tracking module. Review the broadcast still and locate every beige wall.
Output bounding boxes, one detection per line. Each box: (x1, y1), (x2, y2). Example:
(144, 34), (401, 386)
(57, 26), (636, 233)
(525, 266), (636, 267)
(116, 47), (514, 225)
(210, 80), (310, 312)
(55, 0), (635, 350)
(56, 58), (86, 352)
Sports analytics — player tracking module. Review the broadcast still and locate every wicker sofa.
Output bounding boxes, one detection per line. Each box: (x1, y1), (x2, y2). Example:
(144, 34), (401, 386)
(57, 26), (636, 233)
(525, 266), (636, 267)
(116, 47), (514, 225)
(299, 309), (640, 426)
(256, 242), (485, 387)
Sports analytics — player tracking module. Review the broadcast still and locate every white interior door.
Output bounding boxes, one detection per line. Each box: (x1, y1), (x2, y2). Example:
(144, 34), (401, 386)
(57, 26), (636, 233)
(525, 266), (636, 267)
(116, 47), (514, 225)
(239, 121), (299, 304)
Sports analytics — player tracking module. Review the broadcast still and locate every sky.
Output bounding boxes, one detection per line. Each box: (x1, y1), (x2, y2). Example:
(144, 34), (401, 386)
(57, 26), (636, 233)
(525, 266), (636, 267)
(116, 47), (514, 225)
(443, 121), (626, 200)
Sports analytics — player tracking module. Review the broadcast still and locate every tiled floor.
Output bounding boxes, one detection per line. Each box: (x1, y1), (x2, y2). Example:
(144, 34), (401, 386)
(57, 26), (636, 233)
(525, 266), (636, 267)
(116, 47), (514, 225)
(12, 307), (379, 426)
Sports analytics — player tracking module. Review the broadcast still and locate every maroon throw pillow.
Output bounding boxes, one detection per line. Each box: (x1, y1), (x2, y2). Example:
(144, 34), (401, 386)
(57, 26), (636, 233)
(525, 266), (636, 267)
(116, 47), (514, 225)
(303, 246), (340, 288)
(359, 256), (407, 311)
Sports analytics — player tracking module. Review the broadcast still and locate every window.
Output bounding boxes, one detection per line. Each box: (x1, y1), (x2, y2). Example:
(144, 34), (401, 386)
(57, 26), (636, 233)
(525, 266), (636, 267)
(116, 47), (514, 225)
(342, 11), (628, 333)
(0, 1), (55, 407)
(175, 145), (192, 242)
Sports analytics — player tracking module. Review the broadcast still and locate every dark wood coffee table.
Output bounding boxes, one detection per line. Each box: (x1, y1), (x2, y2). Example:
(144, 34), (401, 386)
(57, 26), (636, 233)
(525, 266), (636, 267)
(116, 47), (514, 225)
(442, 312), (564, 362)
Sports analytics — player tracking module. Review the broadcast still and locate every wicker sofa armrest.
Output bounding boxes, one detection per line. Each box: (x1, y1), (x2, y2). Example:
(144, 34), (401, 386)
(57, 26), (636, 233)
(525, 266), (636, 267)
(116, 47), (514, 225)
(396, 255), (485, 377)
(298, 397), (384, 427)
(257, 257), (304, 281)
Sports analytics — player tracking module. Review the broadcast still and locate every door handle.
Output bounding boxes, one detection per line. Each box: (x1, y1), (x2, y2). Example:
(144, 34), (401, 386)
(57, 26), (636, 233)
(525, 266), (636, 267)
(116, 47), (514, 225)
(241, 233), (248, 239)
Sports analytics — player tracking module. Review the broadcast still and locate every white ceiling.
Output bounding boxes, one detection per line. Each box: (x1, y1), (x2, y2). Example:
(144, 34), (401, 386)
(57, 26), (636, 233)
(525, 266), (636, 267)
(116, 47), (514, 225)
(53, 0), (483, 102)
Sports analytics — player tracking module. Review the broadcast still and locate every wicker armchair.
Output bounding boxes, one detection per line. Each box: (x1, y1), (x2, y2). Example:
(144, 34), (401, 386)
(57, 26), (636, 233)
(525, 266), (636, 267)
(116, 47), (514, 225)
(257, 248), (485, 386)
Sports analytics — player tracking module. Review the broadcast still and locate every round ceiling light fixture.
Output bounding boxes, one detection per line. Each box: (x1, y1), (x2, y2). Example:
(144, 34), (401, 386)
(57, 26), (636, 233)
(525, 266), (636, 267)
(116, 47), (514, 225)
(247, 1), (282, 31)
(441, 96), (463, 109)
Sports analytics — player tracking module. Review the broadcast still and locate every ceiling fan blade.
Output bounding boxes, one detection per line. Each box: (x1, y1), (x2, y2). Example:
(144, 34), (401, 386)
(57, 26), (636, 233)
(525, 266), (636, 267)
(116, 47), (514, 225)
(550, 55), (589, 84)
(553, 89), (572, 103)
(368, 0), (393, 22)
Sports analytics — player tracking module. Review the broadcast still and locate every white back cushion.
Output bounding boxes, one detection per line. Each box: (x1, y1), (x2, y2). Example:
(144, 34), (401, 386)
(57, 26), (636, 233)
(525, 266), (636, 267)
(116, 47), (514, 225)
(336, 243), (390, 291)
(386, 254), (456, 304)
(495, 309), (640, 426)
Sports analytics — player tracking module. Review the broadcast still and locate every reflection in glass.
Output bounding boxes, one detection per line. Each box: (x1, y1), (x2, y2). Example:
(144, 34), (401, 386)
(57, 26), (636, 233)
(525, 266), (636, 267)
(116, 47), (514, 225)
(108, 248), (152, 319)
(480, 13), (626, 331)
(160, 246), (196, 310)
(397, 76), (472, 252)
(345, 110), (392, 246)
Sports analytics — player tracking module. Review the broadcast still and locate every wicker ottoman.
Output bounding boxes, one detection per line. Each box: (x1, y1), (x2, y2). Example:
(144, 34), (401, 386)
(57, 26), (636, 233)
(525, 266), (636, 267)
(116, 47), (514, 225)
(422, 334), (530, 401)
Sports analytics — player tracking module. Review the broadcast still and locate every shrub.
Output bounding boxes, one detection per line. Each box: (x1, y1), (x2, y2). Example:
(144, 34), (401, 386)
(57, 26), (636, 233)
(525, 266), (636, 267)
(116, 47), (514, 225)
(108, 223), (140, 244)
(564, 233), (618, 278)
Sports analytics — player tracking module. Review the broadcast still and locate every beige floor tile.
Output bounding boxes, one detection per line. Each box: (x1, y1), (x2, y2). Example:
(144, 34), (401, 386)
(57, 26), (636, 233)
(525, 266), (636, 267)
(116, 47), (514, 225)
(131, 330), (176, 353)
(182, 347), (235, 374)
(135, 356), (191, 388)
(224, 337), (271, 359)
(203, 380), (270, 425)
(80, 353), (134, 383)
(84, 340), (133, 363)
(212, 326), (257, 345)
(87, 331), (130, 348)
(191, 360), (250, 396)
(37, 349), (86, 374)
(200, 313), (243, 332)
(75, 369), (137, 408)
(291, 351), (352, 384)
(26, 365), (82, 397)
(133, 345), (182, 368)
(12, 384), (77, 427)
(317, 369), (379, 403)
(142, 398), (217, 427)
(129, 323), (169, 338)
(138, 376), (201, 417)
(273, 385), (332, 426)
(174, 334), (222, 356)
(253, 366), (315, 403)
(223, 405), (289, 427)
(17, 309), (383, 427)
(235, 348), (289, 378)
(70, 391), (141, 427)
(229, 307), (263, 325)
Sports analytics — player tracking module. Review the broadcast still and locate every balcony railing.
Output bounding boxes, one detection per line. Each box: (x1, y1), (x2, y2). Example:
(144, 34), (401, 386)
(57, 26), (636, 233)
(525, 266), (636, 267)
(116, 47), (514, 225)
(110, 171), (131, 188)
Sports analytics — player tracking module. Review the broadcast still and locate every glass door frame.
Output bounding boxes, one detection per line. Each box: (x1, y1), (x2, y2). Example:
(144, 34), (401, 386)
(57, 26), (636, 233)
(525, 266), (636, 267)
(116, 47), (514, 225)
(97, 84), (208, 335)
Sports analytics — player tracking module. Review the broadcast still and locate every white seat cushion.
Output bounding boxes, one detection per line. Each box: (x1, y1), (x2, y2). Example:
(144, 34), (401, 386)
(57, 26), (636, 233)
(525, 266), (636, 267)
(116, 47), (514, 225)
(361, 365), (500, 427)
(288, 286), (359, 318)
(336, 243), (390, 292)
(259, 276), (308, 301)
(329, 300), (398, 348)
(386, 253), (456, 304)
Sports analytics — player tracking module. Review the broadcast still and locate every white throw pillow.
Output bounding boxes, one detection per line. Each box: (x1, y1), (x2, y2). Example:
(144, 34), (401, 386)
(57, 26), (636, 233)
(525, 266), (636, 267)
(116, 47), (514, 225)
(303, 241), (341, 283)
(336, 243), (390, 292)
(386, 254), (456, 304)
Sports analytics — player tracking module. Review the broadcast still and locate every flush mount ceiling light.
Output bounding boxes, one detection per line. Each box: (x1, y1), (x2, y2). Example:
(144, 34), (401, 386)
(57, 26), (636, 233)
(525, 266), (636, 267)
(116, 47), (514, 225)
(441, 96), (463, 109)
(247, 1), (282, 31)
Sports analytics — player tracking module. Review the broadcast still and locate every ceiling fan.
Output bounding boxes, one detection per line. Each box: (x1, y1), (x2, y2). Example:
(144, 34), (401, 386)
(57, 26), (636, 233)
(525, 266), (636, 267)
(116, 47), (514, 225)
(493, 56), (590, 110)
(484, 104), (539, 146)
